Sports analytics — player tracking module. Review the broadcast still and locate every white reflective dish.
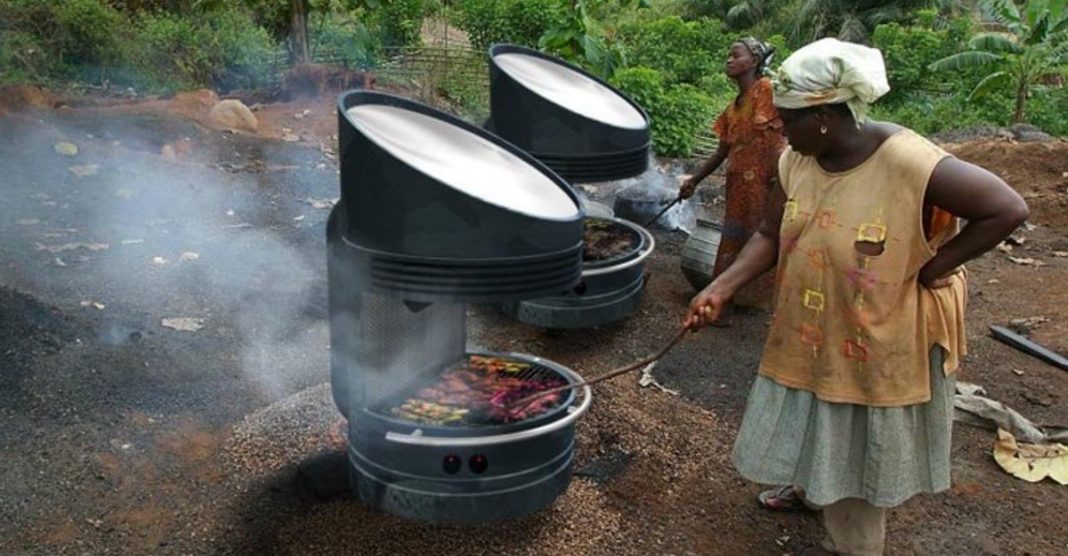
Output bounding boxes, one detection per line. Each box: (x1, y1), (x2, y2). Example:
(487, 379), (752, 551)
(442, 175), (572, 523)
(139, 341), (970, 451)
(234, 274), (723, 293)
(493, 52), (647, 130)
(346, 104), (579, 219)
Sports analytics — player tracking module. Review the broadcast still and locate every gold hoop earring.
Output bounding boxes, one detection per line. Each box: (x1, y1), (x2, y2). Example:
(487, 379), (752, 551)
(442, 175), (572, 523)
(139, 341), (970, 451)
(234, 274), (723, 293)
(820, 125), (828, 135)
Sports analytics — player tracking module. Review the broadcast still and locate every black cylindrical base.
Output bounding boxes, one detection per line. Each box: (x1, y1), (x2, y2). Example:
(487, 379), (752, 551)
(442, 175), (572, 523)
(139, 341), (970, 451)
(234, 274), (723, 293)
(349, 419), (576, 523)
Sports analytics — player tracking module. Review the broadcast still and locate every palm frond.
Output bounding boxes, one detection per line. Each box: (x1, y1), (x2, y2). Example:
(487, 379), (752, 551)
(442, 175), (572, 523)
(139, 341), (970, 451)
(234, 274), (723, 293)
(968, 70), (1011, 100)
(1025, 0), (1049, 27)
(969, 32), (1023, 52)
(1052, 0), (1067, 17)
(862, 6), (903, 27)
(727, 2), (754, 28)
(983, 0), (1023, 29)
(929, 50), (1003, 71)
(1028, 11), (1051, 44)
(839, 15), (869, 43)
(1052, 13), (1068, 34)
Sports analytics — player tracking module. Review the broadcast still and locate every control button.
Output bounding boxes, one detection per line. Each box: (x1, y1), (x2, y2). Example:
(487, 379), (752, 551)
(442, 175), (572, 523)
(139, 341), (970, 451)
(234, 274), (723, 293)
(443, 455), (462, 474)
(469, 454), (488, 474)
(573, 281), (588, 295)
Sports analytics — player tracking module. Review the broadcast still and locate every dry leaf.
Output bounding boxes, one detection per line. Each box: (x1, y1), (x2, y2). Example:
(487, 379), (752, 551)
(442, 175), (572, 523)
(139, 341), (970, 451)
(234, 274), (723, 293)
(179, 251), (199, 262)
(35, 242), (109, 253)
(152, 256), (169, 265)
(1054, 251), (1068, 258)
(54, 141), (78, 156)
(993, 428), (1068, 485)
(161, 318), (206, 332)
(68, 164), (99, 177)
(1008, 256), (1045, 267)
(304, 197), (337, 210)
(996, 242), (1013, 254)
(79, 300), (106, 310)
(1010, 316), (1049, 331)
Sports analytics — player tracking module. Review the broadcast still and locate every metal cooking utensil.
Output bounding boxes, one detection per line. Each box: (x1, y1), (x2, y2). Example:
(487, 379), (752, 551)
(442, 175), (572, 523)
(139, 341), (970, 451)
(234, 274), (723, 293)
(504, 326), (691, 409)
(643, 195), (682, 228)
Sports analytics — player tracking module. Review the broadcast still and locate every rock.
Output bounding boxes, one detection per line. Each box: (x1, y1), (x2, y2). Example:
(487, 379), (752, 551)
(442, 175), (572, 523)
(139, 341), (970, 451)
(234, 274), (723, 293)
(209, 99), (258, 132)
(1011, 123), (1052, 143)
(173, 89), (219, 108)
(0, 85), (57, 115)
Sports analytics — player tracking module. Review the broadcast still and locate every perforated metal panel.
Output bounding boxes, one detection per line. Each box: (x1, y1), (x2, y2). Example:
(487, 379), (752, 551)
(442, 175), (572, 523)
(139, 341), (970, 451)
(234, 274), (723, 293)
(333, 292), (465, 417)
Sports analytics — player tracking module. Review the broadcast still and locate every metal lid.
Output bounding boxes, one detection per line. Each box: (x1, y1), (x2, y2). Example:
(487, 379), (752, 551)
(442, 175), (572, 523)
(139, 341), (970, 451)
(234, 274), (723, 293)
(335, 90), (585, 302)
(487, 44), (651, 183)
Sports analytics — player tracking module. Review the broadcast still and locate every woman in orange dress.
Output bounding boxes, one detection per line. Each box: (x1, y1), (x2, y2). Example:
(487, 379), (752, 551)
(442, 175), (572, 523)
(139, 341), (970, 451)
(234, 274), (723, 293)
(681, 37), (785, 312)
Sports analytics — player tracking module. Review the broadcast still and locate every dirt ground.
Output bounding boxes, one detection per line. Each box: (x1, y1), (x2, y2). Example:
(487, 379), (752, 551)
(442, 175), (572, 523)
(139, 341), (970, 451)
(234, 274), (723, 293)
(1, 85), (1067, 556)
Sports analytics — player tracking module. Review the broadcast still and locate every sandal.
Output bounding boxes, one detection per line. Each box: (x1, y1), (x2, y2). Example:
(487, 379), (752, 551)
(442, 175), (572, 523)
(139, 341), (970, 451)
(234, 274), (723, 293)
(757, 485), (815, 512)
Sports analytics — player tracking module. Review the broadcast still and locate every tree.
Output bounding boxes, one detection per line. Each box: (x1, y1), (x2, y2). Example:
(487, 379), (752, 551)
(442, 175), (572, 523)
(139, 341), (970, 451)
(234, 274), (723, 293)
(790, 0), (937, 44)
(725, 0), (776, 29)
(929, 0), (1068, 123)
(538, 0), (650, 79)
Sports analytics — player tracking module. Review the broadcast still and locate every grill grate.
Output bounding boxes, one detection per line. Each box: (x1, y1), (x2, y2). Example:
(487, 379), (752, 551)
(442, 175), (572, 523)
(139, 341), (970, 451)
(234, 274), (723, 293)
(375, 354), (570, 427)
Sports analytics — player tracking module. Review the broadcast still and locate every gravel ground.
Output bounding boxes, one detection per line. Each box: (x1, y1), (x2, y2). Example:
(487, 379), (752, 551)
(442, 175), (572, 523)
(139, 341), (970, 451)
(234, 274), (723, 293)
(1, 94), (1067, 556)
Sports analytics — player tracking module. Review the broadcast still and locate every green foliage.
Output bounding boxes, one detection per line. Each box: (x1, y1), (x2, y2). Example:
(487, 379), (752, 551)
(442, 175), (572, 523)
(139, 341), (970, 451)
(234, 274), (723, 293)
(619, 16), (734, 83)
(538, 0), (650, 79)
(929, 0), (1068, 122)
(370, 0), (440, 47)
(0, 0), (281, 91)
(450, 0), (565, 51)
(310, 13), (380, 68)
(121, 8), (279, 91)
(611, 66), (716, 156)
(872, 22), (955, 102)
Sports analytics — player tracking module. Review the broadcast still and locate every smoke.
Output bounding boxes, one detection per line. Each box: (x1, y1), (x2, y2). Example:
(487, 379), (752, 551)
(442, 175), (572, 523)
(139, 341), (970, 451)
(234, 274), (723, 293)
(579, 155), (697, 233)
(1, 107), (333, 401)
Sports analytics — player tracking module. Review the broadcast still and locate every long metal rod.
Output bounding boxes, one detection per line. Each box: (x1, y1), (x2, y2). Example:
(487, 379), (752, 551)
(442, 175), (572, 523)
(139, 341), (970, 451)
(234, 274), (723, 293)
(505, 327), (691, 409)
(990, 325), (1068, 370)
(643, 196), (682, 228)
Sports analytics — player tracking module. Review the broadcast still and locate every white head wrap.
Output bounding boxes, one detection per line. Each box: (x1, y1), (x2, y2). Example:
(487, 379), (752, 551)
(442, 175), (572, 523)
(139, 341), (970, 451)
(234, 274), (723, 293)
(772, 38), (890, 124)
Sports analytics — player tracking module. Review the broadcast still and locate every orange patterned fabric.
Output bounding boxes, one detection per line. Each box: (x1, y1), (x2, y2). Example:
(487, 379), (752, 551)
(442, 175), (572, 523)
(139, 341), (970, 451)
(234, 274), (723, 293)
(761, 130), (967, 407)
(712, 77), (786, 303)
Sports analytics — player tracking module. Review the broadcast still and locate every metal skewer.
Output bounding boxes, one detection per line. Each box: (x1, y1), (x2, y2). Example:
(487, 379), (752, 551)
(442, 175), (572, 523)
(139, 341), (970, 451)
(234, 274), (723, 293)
(642, 195), (683, 228)
(504, 326), (692, 409)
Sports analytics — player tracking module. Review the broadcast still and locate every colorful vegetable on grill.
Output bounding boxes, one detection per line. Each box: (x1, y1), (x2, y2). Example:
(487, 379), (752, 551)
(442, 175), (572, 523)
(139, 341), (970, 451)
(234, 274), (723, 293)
(387, 355), (567, 426)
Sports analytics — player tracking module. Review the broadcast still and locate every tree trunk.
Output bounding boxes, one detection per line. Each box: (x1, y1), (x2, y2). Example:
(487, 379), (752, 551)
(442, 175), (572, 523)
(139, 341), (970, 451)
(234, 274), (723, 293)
(1014, 81), (1027, 124)
(290, 0), (310, 64)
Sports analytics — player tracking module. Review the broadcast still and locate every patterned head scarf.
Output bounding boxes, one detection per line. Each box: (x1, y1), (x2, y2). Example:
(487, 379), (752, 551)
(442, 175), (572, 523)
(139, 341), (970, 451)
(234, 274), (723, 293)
(772, 38), (890, 124)
(738, 36), (775, 75)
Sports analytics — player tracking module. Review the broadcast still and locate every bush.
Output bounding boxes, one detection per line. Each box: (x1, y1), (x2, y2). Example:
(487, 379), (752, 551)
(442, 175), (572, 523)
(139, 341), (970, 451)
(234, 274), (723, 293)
(611, 66), (716, 157)
(52, 0), (126, 69)
(310, 14), (380, 69)
(371, 0), (440, 48)
(871, 23), (955, 104)
(211, 8), (280, 90)
(451, 0), (565, 51)
(123, 8), (279, 92)
(618, 16), (733, 84)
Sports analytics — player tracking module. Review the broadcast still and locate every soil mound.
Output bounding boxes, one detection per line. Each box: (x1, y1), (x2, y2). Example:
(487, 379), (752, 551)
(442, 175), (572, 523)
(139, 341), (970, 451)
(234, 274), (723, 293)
(947, 139), (1068, 230)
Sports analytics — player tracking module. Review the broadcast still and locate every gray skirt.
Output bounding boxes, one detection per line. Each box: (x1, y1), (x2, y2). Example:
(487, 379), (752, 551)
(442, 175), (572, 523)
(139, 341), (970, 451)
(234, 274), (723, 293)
(731, 348), (955, 508)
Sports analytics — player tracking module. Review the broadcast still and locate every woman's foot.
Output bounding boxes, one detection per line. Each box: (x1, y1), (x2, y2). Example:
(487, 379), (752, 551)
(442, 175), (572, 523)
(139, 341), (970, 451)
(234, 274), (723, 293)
(757, 485), (814, 512)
